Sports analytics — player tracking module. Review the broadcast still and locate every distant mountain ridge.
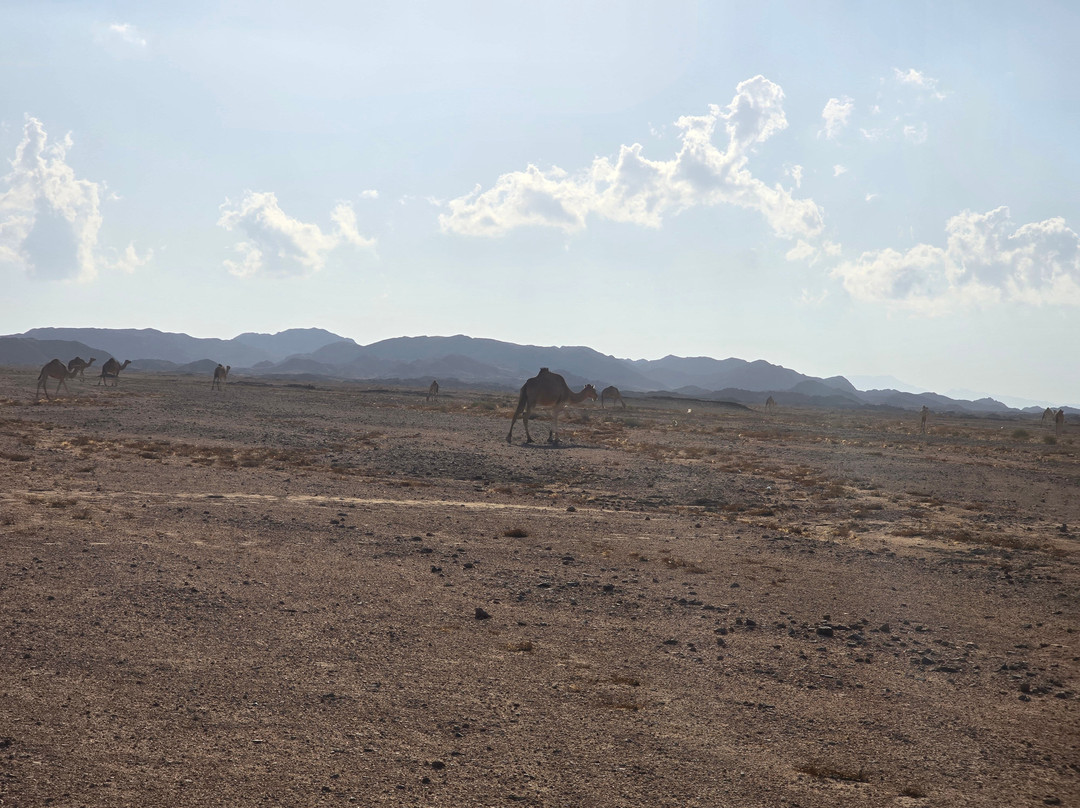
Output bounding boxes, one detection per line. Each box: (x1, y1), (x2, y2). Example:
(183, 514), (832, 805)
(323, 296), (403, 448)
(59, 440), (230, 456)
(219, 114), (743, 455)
(17, 327), (354, 367)
(1, 328), (1070, 414)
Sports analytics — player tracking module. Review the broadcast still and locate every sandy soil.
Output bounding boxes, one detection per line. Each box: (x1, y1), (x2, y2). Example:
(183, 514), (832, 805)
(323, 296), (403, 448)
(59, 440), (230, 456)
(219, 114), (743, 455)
(1, 369), (1077, 807)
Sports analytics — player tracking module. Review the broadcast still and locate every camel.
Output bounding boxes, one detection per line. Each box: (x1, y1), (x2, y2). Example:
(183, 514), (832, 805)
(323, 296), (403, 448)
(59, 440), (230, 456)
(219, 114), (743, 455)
(212, 364), (230, 391)
(426, 380), (439, 402)
(36, 359), (77, 400)
(1056, 409), (1065, 436)
(66, 357), (96, 381)
(920, 405), (930, 434)
(765, 396), (776, 412)
(600, 386), (626, 409)
(97, 358), (132, 387)
(507, 368), (598, 445)
(1042, 407), (1056, 425)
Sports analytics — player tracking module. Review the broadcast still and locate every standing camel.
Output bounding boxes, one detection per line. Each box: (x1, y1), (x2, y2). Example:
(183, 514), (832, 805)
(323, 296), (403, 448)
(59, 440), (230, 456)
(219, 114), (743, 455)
(37, 359), (77, 400)
(426, 380), (439, 402)
(97, 358), (132, 387)
(507, 368), (598, 445)
(212, 364), (230, 391)
(67, 357), (96, 381)
(920, 405), (930, 434)
(1042, 407), (1056, 426)
(600, 386), (626, 409)
(1056, 409), (1065, 436)
(765, 396), (776, 413)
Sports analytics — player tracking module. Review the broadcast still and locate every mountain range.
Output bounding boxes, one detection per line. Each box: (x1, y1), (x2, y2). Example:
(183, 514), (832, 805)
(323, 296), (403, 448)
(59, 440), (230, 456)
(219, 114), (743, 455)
(1, 327), (1071, 416)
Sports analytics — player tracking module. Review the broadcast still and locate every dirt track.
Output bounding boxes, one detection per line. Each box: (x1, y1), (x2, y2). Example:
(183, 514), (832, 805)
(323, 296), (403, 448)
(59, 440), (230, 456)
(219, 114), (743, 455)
(2, 369), (1078, 806)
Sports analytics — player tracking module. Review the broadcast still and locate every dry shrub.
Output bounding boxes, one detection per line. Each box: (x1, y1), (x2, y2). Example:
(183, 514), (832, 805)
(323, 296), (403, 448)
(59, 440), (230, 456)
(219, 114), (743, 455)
(660, 556), (706, 574)
(506, 641), (533, 652)
(503, 528), (528, 538)
(596, 695), (642, 711)
(0, 451), (30, 462)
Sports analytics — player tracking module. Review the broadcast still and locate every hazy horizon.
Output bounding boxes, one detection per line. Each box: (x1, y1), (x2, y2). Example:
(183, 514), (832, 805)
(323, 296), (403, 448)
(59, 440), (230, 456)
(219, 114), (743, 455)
(9, 324), (1074, 410)
(3, 2), (1078, 406)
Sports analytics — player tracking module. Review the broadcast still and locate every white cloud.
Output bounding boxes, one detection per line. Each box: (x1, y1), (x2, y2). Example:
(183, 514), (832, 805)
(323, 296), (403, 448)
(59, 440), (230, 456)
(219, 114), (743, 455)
(786, 164), (803, 188)
(217, 191), (375, 278)
(110, 242), (152, 274)
(832, 206), (1080, 311)
(108, 23), (147, 48)
(799, 288), (829, 306)
(820, 96), (854, 139)
(787, 238), (842, 266)
(865, 192), (879, 202)
(0, 117), (105, 281)
(440, 75), (824, 241)
(833, 165), (847, 177)
(903, 123), (928, 144)
(359, 189), (379, 200)
(893, 67), (936, 89)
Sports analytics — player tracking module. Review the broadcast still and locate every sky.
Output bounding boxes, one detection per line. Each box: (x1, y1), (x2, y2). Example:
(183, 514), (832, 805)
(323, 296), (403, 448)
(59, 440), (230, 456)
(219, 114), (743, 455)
(1, 1), (1078, 407)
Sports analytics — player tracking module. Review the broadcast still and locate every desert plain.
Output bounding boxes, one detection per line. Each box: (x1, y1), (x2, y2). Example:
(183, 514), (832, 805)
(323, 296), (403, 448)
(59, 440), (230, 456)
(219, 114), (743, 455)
(0, 367), (1077, 807)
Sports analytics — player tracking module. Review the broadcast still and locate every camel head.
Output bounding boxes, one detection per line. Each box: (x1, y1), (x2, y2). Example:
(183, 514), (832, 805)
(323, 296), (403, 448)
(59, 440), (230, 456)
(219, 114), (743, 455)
(582, 384), (598, 401)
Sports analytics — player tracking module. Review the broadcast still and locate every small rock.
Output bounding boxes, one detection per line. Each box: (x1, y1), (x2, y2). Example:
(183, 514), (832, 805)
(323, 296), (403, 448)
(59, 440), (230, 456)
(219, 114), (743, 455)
(566, 505), (576, 512)
(475, 608), (491, 620)
(816, 626), (834, 638)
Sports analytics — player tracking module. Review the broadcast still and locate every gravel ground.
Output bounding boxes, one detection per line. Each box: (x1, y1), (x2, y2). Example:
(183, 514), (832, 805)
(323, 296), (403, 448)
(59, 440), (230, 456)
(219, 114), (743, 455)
(1, 369), (1077, 807)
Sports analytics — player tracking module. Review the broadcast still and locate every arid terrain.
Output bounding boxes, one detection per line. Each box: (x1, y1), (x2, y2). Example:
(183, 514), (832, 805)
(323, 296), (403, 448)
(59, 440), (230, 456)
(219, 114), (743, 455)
(1, 367), (1077, 807)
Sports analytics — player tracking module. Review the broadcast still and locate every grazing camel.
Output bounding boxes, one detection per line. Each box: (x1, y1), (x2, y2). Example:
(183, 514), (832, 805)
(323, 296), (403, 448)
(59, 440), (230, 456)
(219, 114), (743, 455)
(1056, 409), (1065, 436)
(765, 396), (776, 412)
(37, 359), (77, 400)
(426, 380), (439, 402)
(600, 386), (626, 409)
(507, 368), (598, 445)
(212, 364), (230, 391)
(920, 405), (930, 434)
(97, 358), (132, 387)
(66, 357), (96, 381)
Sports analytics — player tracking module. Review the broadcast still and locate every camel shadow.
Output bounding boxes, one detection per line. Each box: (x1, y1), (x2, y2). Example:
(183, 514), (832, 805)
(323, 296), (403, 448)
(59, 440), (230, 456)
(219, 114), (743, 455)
(512, 439), (601, 450)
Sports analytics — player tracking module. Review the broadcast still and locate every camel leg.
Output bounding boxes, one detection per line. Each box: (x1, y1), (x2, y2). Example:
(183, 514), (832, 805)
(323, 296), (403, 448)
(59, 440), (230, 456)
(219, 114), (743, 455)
(548, 409), (559, 444)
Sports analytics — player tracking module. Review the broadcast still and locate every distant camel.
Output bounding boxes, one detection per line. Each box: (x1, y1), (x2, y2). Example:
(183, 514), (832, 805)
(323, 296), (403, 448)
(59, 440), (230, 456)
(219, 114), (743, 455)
(212, 364), (230, 391)
(426, 380), (439, 402)
(765, 396), (776, 412)
(66, 357), (96, 381)
(507, 368), (598, 445)
(1042, 407), (1056, 425)
(600, 386), (626, 409)
(920, 405), (930, 434)
(97, 358), (132, 387)
(1056, 409), (1065, 436)
(37, 359), (77, 400)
